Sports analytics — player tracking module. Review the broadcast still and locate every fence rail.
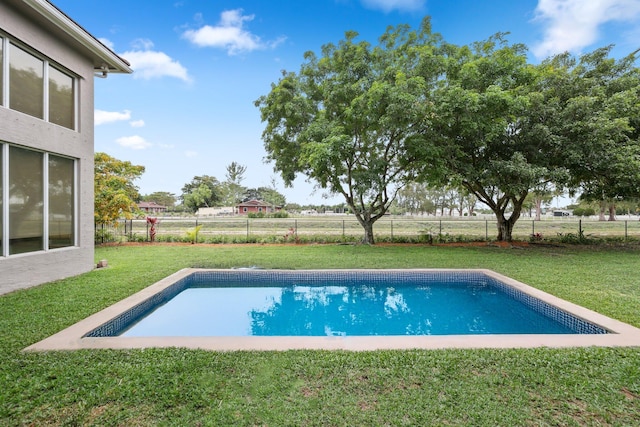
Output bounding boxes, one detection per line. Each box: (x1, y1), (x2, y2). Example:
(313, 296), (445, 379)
(95, 216), (640, 244)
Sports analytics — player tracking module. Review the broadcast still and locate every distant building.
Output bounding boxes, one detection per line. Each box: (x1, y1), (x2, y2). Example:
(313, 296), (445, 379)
(138, 202), (168, 214)
(236, 199), (280, 215)
(197, 207), (234, 216)
(0, 0), (131, 295)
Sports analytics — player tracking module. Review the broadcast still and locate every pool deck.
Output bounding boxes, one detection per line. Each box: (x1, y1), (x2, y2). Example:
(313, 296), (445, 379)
(25, 268), (640, 352)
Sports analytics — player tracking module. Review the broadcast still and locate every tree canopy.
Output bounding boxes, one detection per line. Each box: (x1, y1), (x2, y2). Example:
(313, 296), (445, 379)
(419, 35), (573, 241)
(257, 16), (639, 242)
(94, 152), (145, 225)
(256, 20), (444, 243)
(180, 175), (221, 213)
(551, 47), (640, 217)
(219, 162), (247, 206)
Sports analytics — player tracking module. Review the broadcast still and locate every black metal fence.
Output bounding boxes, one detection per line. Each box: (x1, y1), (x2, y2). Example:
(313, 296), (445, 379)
(95, 216), (640, 244)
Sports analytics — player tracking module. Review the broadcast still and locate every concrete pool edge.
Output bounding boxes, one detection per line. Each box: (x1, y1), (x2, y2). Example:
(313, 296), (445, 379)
(24, 268), (640, 352)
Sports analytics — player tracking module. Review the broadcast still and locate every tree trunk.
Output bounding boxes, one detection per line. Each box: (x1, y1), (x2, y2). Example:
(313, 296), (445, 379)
(598, 201), (606, 221)
(534, 198), (542, 221)
(495, 215), (516, 242)
(493, 195), (526, 242)
(468, 205), (475, 217)
(608, 203), (616, 221)
(361, 220), (375, 245)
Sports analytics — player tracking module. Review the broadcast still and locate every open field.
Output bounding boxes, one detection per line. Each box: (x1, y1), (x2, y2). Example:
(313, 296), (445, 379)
(1, 243), (639, 425)
(98, 216), (640, 244)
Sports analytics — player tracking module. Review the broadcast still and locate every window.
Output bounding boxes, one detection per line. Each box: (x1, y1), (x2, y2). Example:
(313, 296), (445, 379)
(0, 144), (76, 257)
(9, 43), (44, 119)
(48, 155), (75, 248)
(9, 146), (44, 254)
(0, 36), (77, 129)
(49, 65), (74, 129)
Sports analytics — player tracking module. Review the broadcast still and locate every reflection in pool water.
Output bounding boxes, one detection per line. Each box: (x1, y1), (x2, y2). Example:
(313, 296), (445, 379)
(121, 280), (577, 337)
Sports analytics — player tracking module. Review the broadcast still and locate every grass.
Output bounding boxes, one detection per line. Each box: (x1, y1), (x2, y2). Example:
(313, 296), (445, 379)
(1, 243), (640, 425)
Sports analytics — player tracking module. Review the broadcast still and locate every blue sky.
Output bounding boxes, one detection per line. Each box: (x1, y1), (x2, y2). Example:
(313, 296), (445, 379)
(53, 0), (640, 205)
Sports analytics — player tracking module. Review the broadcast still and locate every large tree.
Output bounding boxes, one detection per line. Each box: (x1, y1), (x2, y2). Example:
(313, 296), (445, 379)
(256, 20), (443, 243)
(422, 35), (569, 241)
(180, 175), (221, 213)
(551, 47), (640, 220)
(219, 162), (248, 206)
(94, 152), (145, 225)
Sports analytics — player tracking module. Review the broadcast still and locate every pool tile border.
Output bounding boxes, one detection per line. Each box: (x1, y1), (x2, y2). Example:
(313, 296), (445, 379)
(24, 268), (640, 352)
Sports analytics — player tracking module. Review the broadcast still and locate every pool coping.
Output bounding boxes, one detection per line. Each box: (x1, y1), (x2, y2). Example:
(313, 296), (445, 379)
(24, 268), (640, 352)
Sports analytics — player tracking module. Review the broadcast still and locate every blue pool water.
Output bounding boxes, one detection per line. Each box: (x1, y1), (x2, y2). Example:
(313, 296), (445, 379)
(102, 271), (608, 338)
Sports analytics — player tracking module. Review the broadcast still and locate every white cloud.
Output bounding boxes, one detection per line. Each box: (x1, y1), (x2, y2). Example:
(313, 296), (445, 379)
(121, 49), (191, 82)
(98, 37), (115, 50)
(532, 0), (640, 58)
(130, 119), (145, 128)
(95, 109), (131, 125)
(131, 38), (155, 50)
(116, 135), (152, 150)
(182, 9), (286, 55)
(185, 150), (198, 158)
(360, 0), (426, 13)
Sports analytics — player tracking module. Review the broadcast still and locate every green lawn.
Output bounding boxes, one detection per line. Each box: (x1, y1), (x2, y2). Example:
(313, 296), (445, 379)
(1, 243), (639, 425)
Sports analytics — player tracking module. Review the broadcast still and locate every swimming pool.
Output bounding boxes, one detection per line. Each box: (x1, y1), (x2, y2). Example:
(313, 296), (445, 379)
(26, 269), (640, 351)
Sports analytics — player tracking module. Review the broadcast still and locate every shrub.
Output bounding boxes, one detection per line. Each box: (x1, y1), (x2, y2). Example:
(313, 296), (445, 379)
(271, 211), (289, 218)
(185, 225), (203, 244)
(573, 207), (596, 217)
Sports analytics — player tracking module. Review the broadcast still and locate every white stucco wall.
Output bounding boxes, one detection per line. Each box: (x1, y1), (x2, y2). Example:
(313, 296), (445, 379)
(0, 2), (96, 294)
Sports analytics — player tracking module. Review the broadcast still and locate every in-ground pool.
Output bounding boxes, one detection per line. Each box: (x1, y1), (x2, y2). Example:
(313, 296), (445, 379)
(26, 269), (640, 351)
(117, 272), (599, 337)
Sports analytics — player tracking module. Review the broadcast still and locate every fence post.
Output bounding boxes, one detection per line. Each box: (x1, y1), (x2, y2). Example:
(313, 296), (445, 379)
(129, 219), (133, 240)
(485, 220), (488, 241)
(625, 220), (628, 241)
(391, 220), (394, 241)
(532, 220), (535, 238)
(247, 219), (250, 240)
(294, 219), (298, 237)
(146, 220), (149, 242)
(342, 220), (345, 238)
(439, 220), (442, 237)
(195, 219), (199, 243)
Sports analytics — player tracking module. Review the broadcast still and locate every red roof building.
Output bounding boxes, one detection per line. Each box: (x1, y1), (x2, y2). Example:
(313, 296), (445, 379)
(236, 199), (279, 215)
(138, 202), (168, 213)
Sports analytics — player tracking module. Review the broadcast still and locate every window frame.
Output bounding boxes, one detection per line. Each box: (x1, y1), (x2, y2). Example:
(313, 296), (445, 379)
(0, 142), (78, 258)
(0, 32), (78, 131)
(47, 153), (77, 249)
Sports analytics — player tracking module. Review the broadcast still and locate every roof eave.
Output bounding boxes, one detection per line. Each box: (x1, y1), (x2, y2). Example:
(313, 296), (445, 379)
(23, 0), (132, 74)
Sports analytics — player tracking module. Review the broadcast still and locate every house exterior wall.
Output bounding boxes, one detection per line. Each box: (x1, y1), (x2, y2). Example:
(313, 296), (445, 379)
(0, 2), (96, 294)
(237, 204), (271, 215)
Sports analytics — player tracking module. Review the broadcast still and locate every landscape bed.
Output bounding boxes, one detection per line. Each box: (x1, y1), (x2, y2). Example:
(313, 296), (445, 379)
(25, 268), (640, 352)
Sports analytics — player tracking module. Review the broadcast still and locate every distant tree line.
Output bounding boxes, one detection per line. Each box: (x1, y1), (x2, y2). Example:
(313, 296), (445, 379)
(137, 162), (288, 214)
